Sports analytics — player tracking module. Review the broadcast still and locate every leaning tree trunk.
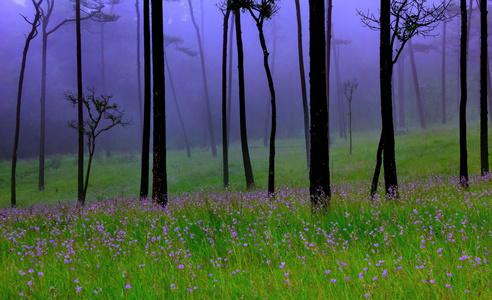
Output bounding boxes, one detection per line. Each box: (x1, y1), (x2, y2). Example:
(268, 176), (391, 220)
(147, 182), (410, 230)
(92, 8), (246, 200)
(235, 10), (255, 189)
(222, 9), (231, 188)
(380, 0), (398, 196)
(187, 0), (217, 157)
(262, 19), (277, 148)
(441, 20), (447, 124)
(164, 53), (191, 157)
(480, 0), (489, 175)
(151, 0), (167, 206)
(12, 1), (42, 208)
(309, 0), (331, 205)
(459, 0), (469, 186)
(408, 40), (426, 129)
(140, 0), (151, 198)
(295, 0), (310, 168)
(76, 0), (85, 206)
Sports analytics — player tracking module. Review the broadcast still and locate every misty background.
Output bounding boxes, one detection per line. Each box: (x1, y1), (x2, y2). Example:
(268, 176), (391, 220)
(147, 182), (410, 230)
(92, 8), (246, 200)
(0, 0), (484, 159)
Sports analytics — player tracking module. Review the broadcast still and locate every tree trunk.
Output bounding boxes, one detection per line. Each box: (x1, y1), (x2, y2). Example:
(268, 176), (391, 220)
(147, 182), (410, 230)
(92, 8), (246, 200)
(11, 1), (42, 207)
(164, 53), (191, 157)
(295, 0), (310, 168)
(262, 20), (278, 148)
(460, 0), (469, 186)
(408, 40), (426, 129)
(441, 21), (447, 124)
(136, 0), (143, 137)
(480, 0), (489, 175)
(39, 20), (48, 191)
(227, 14), (235, 144)
(235, 10), (255, 189)
(309, 0), (331, 205)
(326, 0), (332, 146)
(380, 0), (398, 196)
(76, 0), (85, 206)
(222, 9), (230, 188)
(140, 0), (151, 198)
(187, 0), (217, 157)
(151, 0), (167, 206)
(398, 52), (405, 129)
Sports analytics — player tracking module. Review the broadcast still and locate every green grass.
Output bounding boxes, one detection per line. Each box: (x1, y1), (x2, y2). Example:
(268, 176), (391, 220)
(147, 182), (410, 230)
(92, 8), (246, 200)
(0, 124), (489, 208)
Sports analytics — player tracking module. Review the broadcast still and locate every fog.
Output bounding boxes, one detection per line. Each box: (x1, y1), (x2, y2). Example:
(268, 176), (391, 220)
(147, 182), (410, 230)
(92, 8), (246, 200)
(0, 0), (484, 159)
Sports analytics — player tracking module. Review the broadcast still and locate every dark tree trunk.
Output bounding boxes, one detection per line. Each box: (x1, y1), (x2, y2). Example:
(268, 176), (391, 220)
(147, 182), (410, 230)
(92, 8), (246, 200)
(76, 0), (85, 206)
(441, 21), (447, 124)
(39, 18), (48, 191)
(164, 53), (191, 157)
(140, 0), (151, 198)
(262, 20), (277, 148)
(187, 0), (217, 157)
(295, 0), (310, 168)
(136, 0), (143, 137)
(222, 9), (231, 188)
(235, 10), (255, 189)
(408, 40), (426, 129)
(480, 0), (489, 175)
(309, 0), (331, 205)
(326, 0), (332, 146)
(151, 0), (167, 206)
(12, 0), (42, 208)
(227, 14), (235, 143)
(380, 0), (398, 196)
(398, 52), (405, 129)
(460, 0), (469, 186)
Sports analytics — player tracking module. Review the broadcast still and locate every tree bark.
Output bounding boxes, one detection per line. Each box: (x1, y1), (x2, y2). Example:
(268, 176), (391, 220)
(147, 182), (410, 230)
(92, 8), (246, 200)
(309, 0), (331, 205)
(235, 10), (255, 189)
(441, 21), (447, 124)
(222, 9), (231, 188)
(295, 0), (310, 168)
(140, 0), (151, 198)
(76, 0), (85, 206)
(187, 0), (217, 157)
(480, 0), (489, 175)
(380, 0), (398, 196)
(460, 0), (469, 186)
(408, 40), (426, 129)
(151, 0), (168, 206)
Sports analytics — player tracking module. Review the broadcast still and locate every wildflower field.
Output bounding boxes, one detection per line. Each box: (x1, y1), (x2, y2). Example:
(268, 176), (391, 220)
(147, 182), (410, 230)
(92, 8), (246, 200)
(1, 174), (491, 299)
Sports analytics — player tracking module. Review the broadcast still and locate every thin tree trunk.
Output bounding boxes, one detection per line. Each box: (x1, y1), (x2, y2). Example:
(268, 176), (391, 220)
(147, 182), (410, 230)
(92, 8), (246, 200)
(442, 21), (447, 124)
(136, 0), (143, 137)
(263, 20), (277, 148)
(222, 9), (231, 188)
(460, 0), (469, 186)
(295, 0), (310, 168)
(76, 0), (85, 206)
(12, 0), (42, 207)
(326, 0), (332, 146)
(227, 14), (235, 143)
(380, 0), (398, 196)
(187, 0), (217, 157)
(151, 0), (167, 205)
(83, 146), (95, 201)
(309, 0), (331, 205)
(398, 52), (405, 128)
(408, 40), (426, 129)
(140, 0), (151, 198)
(39, 19), (47, 191)
(235, 10), (255, 189)
(480, 0), (489, 175)
(165, 53), (191, 157)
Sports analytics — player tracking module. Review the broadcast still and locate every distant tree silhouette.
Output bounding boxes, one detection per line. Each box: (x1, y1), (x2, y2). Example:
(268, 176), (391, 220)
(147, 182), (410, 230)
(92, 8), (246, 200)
(219, 6), (231, 188)
(67, 88), (130, 203)
(408, 40), (429, 129)
(187, 0), (217, 157)
(358, 0), (452, 197)
(309, 0), (331, 207)
(151, 0), (167, 206)
(342, 79), (358, 155)
(248, 0), (280, 196)
(479, 0), (489, 175)
(295, 0), (310, 168)
(11, 0), (43, 208)
(76, 0), (84, 205)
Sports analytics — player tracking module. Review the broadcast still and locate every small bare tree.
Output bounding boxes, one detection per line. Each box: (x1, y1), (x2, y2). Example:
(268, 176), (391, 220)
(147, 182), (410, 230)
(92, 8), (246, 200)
(342, 79), (358, 155)
(67, 88), (130, 205)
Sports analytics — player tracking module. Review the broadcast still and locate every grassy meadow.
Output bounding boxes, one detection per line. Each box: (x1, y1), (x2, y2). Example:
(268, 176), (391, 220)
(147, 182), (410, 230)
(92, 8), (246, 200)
(0, 125), (491, 298)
